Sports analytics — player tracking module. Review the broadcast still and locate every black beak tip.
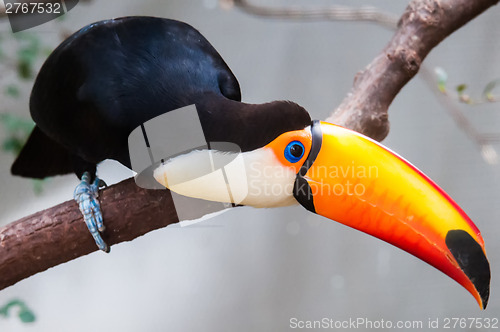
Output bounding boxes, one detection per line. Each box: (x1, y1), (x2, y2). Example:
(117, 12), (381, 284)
(445, 230), (490, 309)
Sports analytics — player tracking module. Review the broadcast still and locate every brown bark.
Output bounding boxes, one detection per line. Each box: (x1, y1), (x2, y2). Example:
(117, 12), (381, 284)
(0, 179), (178, 290)
(1, 0), (499, 290)
(326, 0), (499, 141)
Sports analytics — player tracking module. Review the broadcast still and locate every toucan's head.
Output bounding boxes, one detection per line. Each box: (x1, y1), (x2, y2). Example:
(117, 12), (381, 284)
(154, 120), (490, 309)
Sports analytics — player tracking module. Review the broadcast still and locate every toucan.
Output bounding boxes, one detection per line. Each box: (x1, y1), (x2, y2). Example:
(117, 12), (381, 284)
(11, 16), (490, 309)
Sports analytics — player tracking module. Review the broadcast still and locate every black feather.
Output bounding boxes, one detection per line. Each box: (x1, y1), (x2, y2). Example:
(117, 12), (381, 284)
(12, 126), (74, 178)
(13, 16), (310, 179)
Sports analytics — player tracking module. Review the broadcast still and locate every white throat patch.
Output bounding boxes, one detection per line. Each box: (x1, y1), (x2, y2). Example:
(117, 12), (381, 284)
(153, 147), (298, 208)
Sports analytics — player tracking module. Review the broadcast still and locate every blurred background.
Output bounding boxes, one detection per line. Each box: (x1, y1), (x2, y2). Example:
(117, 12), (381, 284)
(0, 0), (499, 331)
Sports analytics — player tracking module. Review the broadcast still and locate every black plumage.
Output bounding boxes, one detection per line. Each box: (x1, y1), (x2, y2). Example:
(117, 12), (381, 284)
(12, 16), (310, 179)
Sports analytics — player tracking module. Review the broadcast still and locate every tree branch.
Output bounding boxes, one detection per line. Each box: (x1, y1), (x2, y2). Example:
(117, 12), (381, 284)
(0, 178), (178, 290)
(230, 0), (398, 29)
(326, 0), (499, 141)
(1, 0), (499, 290)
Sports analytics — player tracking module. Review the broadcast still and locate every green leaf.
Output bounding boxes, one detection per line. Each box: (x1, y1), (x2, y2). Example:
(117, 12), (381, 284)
(32, 179), (46, 195)
(0, 114), (35, 132)
(2, 137), (24, 154)
(5, 84), (20, 98)
(456, 84), (467, 94)
(15, 33), (41, 80)
(483, 79), (500, 101)
(0, 299), (36, 323)
(0, 305), (8, 317)
(17, 60), (33, 79)
(435, 67), (448, 93)
(456, 84), (470, 103)
(0, 114), (34, 156)
(18, 309), (36, 323)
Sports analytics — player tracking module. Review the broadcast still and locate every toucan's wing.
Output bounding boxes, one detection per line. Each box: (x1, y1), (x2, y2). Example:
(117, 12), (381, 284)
(11, 126), (74, 178)
(22, 17), (241, 174)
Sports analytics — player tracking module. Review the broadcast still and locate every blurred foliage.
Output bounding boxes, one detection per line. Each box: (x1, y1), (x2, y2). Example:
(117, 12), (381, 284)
(0, 113), (35, 156)
(0, 32), (46, 80)
(15, 32), (43, 79)
(435, 67), (448, 94)
(0, 299), (36, 323)
(434, 67), (499, 104)
(5, 84), (20, 97)
(433, 67), (500, 165)
(483, 79), (500, 102)
(0, 113), (47, 194)
(0, 30), (53, 193)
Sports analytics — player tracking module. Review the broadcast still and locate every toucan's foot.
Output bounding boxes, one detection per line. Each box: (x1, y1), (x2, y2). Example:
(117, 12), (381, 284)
(74, 171), (110, 253)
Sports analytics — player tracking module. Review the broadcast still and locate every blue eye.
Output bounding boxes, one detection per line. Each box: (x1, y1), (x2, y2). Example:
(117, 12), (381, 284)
(284, 141), (305, 163)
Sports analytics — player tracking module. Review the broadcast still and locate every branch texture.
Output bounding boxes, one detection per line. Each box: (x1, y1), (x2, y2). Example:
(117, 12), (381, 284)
(326, 0), (499, 141)
(1, 0), (499, 289)
(231, 0), (399, 29)
(0, 179), (178, 290)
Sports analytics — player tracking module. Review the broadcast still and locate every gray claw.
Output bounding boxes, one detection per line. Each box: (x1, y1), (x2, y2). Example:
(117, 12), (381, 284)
(74, 172), (109, 252)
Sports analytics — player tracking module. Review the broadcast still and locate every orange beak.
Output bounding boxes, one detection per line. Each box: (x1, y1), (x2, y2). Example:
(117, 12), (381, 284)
(269, 121), (490, 309)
